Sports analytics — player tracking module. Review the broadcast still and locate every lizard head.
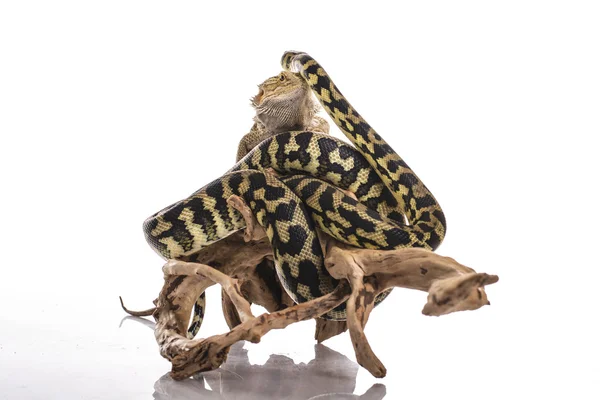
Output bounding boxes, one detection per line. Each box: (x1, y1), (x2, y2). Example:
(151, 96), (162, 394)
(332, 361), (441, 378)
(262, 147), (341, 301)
(251, 71), (320, 133)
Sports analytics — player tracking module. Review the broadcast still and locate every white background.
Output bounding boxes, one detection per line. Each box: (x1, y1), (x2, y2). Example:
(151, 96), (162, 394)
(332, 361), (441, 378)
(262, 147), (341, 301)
(1, 1), (599, 399)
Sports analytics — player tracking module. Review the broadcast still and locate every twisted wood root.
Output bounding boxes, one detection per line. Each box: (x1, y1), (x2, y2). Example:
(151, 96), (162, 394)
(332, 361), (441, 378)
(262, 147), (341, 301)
(322, 239), (498, 377)
(125, 196), (498, 380)
(158, 260), (351, 380)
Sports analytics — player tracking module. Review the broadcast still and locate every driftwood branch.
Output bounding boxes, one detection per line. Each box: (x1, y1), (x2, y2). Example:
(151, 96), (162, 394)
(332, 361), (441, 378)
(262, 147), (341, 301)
(315, 319), (348, 343)
(119, 296), (156, 317)
(147, 232), (497, 380)
(321, 239), (498, 377)
(155, 259), (351, 380)
(324, 243), (498, 316)
(127, 195), (498, 380)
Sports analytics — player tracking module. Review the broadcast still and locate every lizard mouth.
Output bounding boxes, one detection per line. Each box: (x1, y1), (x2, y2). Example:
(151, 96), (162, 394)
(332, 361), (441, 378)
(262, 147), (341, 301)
(252, 88), (264, 106)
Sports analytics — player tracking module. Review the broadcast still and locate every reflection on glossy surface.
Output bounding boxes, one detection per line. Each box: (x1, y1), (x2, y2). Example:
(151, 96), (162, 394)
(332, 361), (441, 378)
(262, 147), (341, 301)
(153, 342), (386, 400)
(119, 315), (156, 331)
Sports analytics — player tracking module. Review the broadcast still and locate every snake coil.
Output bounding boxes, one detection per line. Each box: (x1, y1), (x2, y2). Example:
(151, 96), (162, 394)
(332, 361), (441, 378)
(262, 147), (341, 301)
(143, 52), (446, 336)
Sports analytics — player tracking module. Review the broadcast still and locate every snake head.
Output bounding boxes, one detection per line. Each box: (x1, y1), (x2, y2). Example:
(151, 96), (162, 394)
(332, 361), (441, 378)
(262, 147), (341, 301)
(281, 50), (309, 73)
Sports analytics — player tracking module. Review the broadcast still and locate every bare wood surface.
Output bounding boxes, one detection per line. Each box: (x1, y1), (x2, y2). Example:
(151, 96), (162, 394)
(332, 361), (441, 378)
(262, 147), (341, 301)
(164, 260), (255, 323)
(324, 244), (498, 316)
(119, 296), (156, 317)
(315, 319), (348, 343)
(149, 236), (497, 380)
(153, 261), (351, 380)
(221, 289), (242, 330)
(322, 237), (386, 377)
(227, 194), (266, 242)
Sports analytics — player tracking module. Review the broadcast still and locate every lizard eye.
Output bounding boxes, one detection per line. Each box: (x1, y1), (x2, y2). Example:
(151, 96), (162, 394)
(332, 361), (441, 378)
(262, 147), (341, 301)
(279, 74), (286, 82)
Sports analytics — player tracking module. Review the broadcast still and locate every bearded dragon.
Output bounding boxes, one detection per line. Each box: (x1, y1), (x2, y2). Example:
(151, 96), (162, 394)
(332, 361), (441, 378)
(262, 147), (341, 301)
(236, 71), (329, 161)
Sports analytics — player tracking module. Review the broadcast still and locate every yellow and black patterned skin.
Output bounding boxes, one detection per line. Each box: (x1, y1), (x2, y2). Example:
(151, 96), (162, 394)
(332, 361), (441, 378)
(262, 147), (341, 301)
(144, 169), (336, 300)
(279, 51), (446, 248)
(143, 51), (446, 332)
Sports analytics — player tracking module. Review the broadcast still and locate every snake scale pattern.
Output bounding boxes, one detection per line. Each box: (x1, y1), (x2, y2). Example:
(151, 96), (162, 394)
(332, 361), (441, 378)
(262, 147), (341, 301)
(143, 51), (446, 335)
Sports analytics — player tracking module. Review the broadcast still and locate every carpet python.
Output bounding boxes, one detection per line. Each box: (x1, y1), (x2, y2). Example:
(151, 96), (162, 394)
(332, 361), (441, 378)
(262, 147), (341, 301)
(143, 51), (447, 337)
